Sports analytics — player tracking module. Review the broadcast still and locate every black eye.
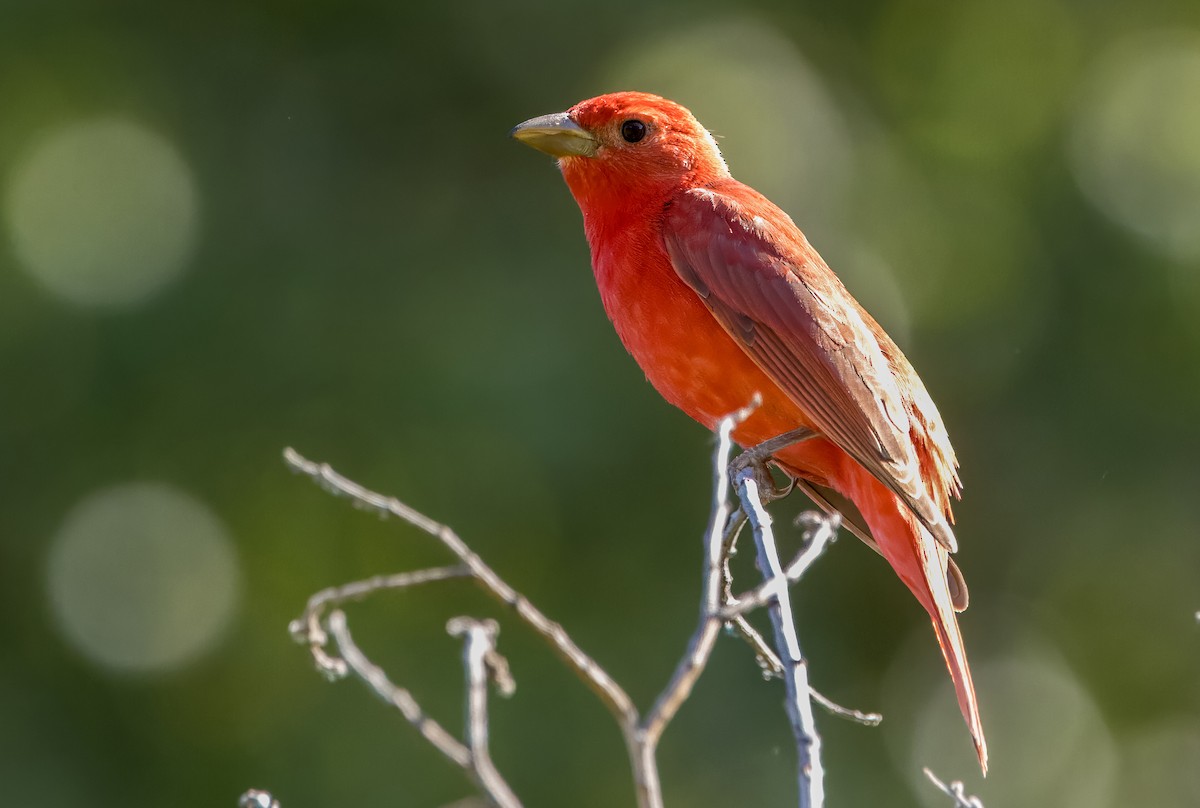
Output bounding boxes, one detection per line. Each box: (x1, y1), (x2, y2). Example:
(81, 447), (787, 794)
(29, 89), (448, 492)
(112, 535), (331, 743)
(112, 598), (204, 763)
(621, 119), (647, 143)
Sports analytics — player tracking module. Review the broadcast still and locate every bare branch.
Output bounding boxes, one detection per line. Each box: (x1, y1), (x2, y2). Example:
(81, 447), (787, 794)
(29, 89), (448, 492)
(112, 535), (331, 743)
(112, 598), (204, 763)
(737, 468), (826, 808)
(289, 565), (471, 680)
(447, 617), (521, 808)
(728, 612), (784, 677)
(275, 402), (865, 808)
(809, 689), (882, 727)
(720, 511), (840, 618)
(719, 512), (881, 729)
(327, 609), (472, 768)
(721, 620), (880, 726)
(318, 606), (525, 808)
(284, 447), (638, 730)
(641, 413), (743, 748)
(923, 768), (986, 807)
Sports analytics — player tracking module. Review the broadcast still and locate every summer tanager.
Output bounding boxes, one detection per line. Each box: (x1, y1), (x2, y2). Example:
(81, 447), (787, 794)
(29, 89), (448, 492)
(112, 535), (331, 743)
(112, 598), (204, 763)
(512, 91), (986, 771)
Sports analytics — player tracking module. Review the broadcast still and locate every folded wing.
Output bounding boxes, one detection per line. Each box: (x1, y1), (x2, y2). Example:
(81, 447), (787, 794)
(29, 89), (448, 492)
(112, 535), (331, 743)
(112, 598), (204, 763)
(662, 183), (960, 553)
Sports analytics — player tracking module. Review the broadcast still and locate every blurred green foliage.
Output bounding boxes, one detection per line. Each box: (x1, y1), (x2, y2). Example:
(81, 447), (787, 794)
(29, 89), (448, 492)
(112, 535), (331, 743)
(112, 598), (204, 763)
(2, 1), (1199, 806)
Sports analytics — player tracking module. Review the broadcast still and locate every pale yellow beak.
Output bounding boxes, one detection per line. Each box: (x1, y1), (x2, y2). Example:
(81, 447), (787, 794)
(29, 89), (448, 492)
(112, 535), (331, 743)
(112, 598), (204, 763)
(510, 112), (598, 158)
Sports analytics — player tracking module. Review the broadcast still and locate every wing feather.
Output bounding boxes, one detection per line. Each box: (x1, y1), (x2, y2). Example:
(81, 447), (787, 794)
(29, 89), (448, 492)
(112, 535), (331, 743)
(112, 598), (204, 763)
(663, 184), (959, 553)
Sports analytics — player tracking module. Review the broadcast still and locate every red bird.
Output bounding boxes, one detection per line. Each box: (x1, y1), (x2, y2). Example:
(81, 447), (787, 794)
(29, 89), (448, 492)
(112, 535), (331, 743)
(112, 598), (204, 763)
(512, 91), (986, 771)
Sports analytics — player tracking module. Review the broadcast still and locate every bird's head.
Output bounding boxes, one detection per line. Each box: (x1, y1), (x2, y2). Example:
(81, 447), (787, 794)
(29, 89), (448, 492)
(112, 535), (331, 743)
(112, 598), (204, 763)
(511, 91), (729, 211)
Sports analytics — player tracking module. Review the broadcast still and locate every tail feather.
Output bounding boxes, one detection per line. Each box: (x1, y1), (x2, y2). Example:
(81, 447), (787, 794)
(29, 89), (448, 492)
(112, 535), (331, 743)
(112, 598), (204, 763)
(825, 460), (988, 774)
(930, 601), (988, 773)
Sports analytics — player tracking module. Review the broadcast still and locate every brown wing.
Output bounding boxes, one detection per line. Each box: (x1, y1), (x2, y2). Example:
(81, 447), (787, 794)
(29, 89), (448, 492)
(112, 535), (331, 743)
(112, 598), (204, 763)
(663, 184), (960, 553)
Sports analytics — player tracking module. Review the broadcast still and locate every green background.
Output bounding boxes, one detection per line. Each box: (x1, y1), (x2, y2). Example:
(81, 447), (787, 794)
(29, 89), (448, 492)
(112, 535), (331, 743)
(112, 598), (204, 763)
(3, 1), (1199, 806)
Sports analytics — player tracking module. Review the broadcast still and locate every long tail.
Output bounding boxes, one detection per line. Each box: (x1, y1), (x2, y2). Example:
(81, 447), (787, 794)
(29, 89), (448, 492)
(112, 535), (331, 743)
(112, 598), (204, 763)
(830, 461), (988, 774)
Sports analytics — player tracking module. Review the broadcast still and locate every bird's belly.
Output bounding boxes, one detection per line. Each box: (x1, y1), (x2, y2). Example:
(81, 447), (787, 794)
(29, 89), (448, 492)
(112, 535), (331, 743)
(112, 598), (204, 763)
(597, 252), (841, 483)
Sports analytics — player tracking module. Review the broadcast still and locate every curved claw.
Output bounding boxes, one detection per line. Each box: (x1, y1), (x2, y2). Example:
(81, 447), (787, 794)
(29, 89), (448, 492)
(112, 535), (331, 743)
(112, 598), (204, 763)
(730, 426), (818, 503)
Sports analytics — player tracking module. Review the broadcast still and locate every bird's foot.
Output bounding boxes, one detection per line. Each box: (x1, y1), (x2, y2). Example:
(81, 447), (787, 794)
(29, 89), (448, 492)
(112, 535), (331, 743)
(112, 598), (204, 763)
(729, 426), (818, 502)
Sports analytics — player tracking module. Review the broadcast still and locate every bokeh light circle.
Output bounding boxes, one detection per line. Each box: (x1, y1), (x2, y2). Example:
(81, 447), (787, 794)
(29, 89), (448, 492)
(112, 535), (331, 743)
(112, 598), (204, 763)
(46, 482), (240, 674)
(907, 653), (1116, 807)
(4, 118), (199, 307)
(1070, 32), (1200, 260)
(874, 0), (1080, 161)
(1116, 721), (1200, 805)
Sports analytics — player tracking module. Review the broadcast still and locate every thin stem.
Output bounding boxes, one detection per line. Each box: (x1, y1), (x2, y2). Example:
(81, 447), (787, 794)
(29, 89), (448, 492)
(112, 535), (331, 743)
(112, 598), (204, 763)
(290, 566), (471, 679)
(327, 610), (472, 768)
(641, 415), (742, 749)
(284, 449), (639, 730)
(737, 470), (825, 808)
(279, 400), (856, 808)
(449, 618), (521, 808)
(923, 768), (986, 807)
(721, 514), (840, 618)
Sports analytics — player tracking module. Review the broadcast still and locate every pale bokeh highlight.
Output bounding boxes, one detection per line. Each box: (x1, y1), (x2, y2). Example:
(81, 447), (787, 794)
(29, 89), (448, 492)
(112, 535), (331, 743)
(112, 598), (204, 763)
(4, 118), (199, 307)
(904, 649), (1117, 807)
(1115, 721), (1200, 805)
(1070, 32), (1200, 261)
(874, 0), (1081, 161)
(46, 482), (240, 674)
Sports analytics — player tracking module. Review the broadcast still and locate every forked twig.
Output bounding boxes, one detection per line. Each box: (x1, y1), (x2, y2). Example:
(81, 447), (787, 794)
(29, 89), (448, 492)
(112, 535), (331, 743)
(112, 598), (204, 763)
(283, 447), (638, 729)
(274, 405), (867, 808)
(720, 511), (841, 618)
(290, 565), (471, 679)
(924, 768), (987, 807)
(327, 609), (473, 770)
(447, 618), (520, 808)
